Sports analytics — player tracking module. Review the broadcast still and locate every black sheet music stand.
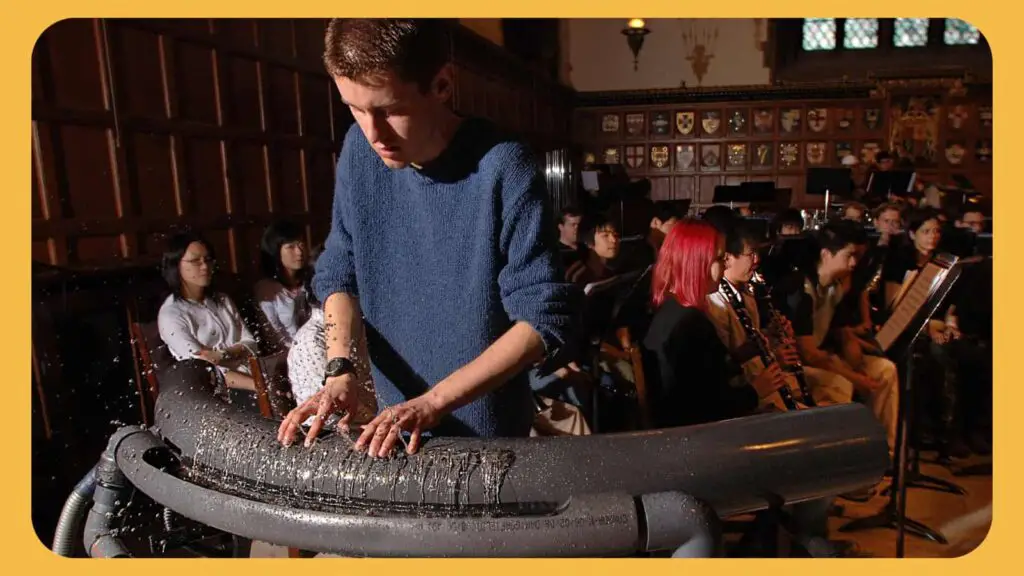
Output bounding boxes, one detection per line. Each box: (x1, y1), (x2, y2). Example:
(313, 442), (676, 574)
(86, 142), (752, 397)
(838, 254), (980, 556)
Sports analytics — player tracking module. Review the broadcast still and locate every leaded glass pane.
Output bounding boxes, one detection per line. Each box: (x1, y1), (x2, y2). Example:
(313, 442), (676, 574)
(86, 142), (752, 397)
(803, 18), (836, 50)
(944, 18), (980, 45)
(844, 18), (879, 49)
(894, 18), (929, 47)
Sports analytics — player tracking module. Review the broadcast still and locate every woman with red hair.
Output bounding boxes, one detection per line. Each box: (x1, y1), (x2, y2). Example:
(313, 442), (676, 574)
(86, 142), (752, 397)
(642, 220), (786, 427)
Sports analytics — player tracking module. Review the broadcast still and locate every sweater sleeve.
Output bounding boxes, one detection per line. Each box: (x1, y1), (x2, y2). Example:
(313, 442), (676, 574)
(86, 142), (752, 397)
(312, 131), (361, 305)
(495, 144), (577, 353)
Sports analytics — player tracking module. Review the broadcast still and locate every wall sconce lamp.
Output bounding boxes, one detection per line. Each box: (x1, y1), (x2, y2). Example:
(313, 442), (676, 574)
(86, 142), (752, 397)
(622, 19), (650, 71)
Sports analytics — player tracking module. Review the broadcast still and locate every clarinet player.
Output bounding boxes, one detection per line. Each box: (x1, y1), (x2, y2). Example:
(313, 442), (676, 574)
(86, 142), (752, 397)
(706, 220), (854, 409)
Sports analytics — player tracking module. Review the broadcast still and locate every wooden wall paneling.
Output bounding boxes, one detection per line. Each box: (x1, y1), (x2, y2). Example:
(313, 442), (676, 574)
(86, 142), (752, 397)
(32, 122), (63, 265)
(699, 175), (722, 205)
(649, 177), (671, 201)
(672, 176), (696, 203)
(44, 19), (107, 112)
(156, 34), (188, 217)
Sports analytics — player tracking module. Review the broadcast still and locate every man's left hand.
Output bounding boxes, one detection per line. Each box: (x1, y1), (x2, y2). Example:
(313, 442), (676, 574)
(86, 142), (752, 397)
(355, 394), (446, 457)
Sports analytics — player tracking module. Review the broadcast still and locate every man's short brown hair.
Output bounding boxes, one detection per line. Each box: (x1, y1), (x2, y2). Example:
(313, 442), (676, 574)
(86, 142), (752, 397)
(323, 19), (450, 90)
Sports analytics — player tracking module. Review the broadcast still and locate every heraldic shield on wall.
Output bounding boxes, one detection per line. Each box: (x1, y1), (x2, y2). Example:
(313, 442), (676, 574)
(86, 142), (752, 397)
(808, 108), (828, 133)
(601, 113), (620, 134)
(650, 111), (671, 136)
(752, 142), (773, 169)
(889, 95), (939, 166)
(702, 110), (721, 136)
(728, 144), (747, 169)
(625, 145), (645, 168)
(626, 112), (646, 137)
(701, 143), (721, 169)
(780, 108), (802, 133)
(728, 109), (748, 134)
(676, 111), (695, 136)
(806, 142), (826, 165)
(650, 145), (670, 170)
(675, 144), (696, 171)
(753, 108), (774, 133)
(603, 146), (620, 165)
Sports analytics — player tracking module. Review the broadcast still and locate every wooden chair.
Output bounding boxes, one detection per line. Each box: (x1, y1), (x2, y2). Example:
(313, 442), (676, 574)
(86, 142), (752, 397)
(597, 326), (652, 430)
(126, 305), (175, 426)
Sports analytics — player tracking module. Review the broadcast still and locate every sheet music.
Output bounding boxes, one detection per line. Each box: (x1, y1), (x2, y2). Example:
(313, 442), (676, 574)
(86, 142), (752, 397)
(583, 270), (643, 296)
(875, 262), (947, 351)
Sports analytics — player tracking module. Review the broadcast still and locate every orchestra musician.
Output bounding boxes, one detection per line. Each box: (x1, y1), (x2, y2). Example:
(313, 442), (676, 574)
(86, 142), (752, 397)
(641, 219), (786, 428)
(772, 221), (900, 456)
(642, 220), (854, 556)
(706, 220), (845, 410)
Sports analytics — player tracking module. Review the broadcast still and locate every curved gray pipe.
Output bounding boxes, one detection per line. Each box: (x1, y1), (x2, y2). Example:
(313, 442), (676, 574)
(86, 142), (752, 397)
(52, 465), (98, 556)
(154, 361), (889, 518)
(112, 426), (721, 557)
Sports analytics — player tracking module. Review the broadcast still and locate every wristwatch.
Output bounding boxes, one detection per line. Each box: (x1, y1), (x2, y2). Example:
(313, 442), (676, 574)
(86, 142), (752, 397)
(324, 357), (356, 378)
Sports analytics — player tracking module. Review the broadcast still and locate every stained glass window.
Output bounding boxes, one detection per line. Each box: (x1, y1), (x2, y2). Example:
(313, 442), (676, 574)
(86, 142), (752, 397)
(894, 18), (929, 47)
(944, 19), (980, 45)
(802, 18), (836, 51)
(844, 18), (879, 49)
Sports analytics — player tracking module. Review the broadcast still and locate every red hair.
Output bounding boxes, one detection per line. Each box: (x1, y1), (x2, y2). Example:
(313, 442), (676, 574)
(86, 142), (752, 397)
(652, 219), (721, 310)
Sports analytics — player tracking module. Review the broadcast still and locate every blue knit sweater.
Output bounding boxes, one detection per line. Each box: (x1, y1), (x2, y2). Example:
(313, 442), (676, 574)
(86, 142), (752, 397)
(313, 118), (576, 438)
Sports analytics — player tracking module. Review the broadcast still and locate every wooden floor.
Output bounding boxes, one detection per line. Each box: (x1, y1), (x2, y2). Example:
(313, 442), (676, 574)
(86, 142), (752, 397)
(828, 451), (993, 558)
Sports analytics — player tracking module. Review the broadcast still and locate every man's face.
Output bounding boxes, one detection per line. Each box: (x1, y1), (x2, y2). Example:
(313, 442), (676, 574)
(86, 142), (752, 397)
(844, 207), (864, 222)
(875, 208), (902, 237)
(821, 244), (858, 281)
(780, 223), (802, 236)
(590, 225), (620, 260)
(724, 240), (759, 285)
(958, 211), (985, 234)
(559, 215), (581, 245)
(878, 158), (894, 171)
(337, 67), (452, 169)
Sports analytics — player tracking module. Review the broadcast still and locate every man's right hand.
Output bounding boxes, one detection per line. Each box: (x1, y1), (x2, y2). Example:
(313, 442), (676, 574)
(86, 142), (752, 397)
(277, 373), (360, 447)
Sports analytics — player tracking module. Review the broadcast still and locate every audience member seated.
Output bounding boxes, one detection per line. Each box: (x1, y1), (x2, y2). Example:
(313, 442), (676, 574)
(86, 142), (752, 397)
(286, 275), (377, 428)
(253, 220), (312, 351)
(157, 232), (258, 392)
(773, 221), (899, 457)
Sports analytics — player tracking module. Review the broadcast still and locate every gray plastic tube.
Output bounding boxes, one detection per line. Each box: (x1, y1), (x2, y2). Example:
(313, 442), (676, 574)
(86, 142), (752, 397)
(152, 360), (889, 518)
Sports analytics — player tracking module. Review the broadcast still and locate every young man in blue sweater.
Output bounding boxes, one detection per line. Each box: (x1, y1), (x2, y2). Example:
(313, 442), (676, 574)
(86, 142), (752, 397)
(277, 19), (576, 457)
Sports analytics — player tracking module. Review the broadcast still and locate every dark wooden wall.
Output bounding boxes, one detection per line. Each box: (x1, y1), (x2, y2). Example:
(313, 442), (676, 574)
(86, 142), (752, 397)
(32, 18), (573, 273)
(572, 79), (992, 209)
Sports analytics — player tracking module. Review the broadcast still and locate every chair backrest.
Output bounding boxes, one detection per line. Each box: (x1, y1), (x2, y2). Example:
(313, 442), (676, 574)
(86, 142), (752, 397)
(127, 310), (174, 425)
(598, 326), (652, 430)
(248, 351), (296, 420)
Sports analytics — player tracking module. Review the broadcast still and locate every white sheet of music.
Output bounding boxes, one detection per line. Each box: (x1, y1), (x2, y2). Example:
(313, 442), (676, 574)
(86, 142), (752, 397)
(876, 262), (947, 351)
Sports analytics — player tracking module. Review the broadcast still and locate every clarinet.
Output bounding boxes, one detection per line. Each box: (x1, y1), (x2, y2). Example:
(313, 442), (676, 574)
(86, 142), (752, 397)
(748, 272), (817, 407)
(718, 279), (799, 411)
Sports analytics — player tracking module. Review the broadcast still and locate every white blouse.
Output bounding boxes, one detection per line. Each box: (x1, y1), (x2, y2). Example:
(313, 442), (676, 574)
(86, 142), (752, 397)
(157, 293), (258, 371)
(253, 278), (310, 349)
(286, 308), (377, 425)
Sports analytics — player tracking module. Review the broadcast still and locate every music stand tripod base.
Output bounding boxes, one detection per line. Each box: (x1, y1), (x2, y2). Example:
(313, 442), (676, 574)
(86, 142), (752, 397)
(838, 501), (948, 545)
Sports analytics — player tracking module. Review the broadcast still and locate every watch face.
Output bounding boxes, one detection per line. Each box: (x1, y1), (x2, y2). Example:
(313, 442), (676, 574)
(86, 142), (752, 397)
(325, 357), (353, 377)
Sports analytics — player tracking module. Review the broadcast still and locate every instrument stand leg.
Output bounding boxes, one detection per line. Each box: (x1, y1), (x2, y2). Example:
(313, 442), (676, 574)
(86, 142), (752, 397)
(839, 354), (948, 555)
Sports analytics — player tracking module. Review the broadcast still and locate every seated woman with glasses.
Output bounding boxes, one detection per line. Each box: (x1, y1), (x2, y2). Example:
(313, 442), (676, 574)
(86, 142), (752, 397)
(157, 232), (258, 391)
(254, 220), (312, 351)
